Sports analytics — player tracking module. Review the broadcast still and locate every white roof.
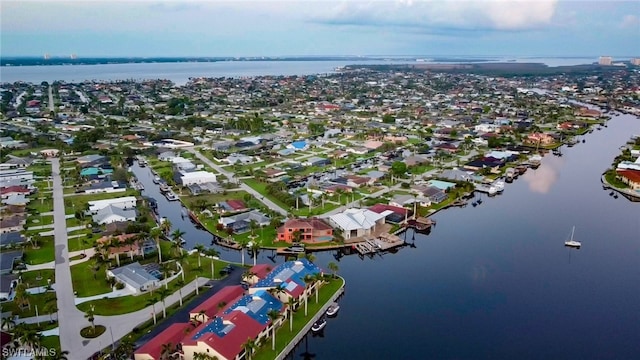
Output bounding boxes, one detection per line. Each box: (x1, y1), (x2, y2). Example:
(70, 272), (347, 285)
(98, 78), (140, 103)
(88, 196), (136, 211)
(329, 208), (386, 231)
(181, 171), (216, 179)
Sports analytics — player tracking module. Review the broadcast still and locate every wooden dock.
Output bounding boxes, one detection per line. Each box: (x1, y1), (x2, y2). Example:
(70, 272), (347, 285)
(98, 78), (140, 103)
(352, 233), (405, 255)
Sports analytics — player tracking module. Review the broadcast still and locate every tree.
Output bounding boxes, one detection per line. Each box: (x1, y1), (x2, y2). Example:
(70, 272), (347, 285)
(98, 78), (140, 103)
(313, 273), (324, 303)
(193, 266), (203, 295)
(194, 243), (205, 268)
(150, 227), (163, 263)
(242, 338), (257, 360)
(287, 297), (296, 332)
(43, 298), (58, 323)
(250, 240), (261, 266)
(205, 248), (220, 279)
(176, 279), (185, 307)
(303, 275), (314, 316)
(146, 297), (158, 325)
(267, 309), (282, 351)
(170, 229), (186, 256)
(84, 304), (96, 332)
(1, 316), (15, 330)
(157, 288), (170, 319)
(328, 261), (339, 279)
(160, 218), (172, 235)
(13, 283), (30, 312)
(391, 161), (407, 177)
(382, 114), (395, 123)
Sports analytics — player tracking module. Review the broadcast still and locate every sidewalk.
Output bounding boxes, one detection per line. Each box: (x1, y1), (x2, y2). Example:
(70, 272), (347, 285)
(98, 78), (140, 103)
(75, 287), (136, 305)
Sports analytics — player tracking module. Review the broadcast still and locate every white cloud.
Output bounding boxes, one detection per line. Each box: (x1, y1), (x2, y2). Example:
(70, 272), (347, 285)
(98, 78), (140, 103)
(620, 14), (640, 29)
(310, 0), (559, 32)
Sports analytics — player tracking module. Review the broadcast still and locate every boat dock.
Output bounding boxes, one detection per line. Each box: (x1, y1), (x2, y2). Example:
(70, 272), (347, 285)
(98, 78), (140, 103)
(351, 233), (405, 255)
(474, 183), (497, 195)
(406, 217), (435, 231)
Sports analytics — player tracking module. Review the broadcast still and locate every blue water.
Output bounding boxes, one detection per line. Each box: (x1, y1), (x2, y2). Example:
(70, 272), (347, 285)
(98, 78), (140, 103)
(0, 57), (599, 85)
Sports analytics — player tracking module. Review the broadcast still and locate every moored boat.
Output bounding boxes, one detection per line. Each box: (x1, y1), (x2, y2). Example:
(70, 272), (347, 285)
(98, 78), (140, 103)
(326, 303), (340, 317)
(165, 191), (179, 201)
(311, 318), (326, 333)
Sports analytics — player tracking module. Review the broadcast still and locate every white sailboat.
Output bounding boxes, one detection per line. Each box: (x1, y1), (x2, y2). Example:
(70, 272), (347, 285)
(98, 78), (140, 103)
(564, 226), (581, 248)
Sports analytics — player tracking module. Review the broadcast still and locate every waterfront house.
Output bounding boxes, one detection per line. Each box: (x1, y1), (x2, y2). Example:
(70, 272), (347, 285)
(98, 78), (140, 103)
(412, 185), (448, 204)
(250, 259), (322, 301)
(92, 205), (137, 225)
(368, 204), (413, 224)
(616, 169), (640, 190)
(178, 171), (217, 186)
(440, 168), (473, 182)
(133, 323), (191, 360)
(218, 210), (270, 234)
(96, 233), (154, 260)
(107, 262), (159, 293)
(389, 194), (431, 208)
(87, 196), (137, 214)
(526, 133), (555, 146)
(76, 154), (107, 168)
(277, 218), (334, 243)
(189, 285), (245, 322)
(329, 208), (387, 239)
(218, 199), (248, 213)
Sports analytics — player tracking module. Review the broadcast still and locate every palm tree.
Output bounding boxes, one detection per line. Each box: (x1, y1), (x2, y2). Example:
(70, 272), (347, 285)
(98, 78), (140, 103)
(157, 288), (170, 319)
(171, 229), (186, 256)
(193, 266), (203, 295)
(237, 238), (249, 266)
(43, 299), (58, 323)
(195, 309), (207, 324)
(313, 273), (324, 304)
(13, 283), (30, 312)
(267, 309), (281, 351)
(49, 350), (70, 360)
(250, 240), (261, 266)
(241, 338), (257, 360)
(84, 304), (96, 332)
(176, 279), (185, 306)
(1, 316), (15, 330)
(205, 248), (220, 279)
(146, 296), (158, 325)
(114, 336), (134, 360)
(286, 297), (296, 332)
(160, 218), (172, 235)
(161, 263), (173, 289)
(303, 275), (314, 316)
(20, 329), (41, 352)
(160, 342), (177, 360)
(194, 243), (205, 268)
(150, 227), (163, 263)
(327, 262), (339, 279)
(176, 252), (188, 282)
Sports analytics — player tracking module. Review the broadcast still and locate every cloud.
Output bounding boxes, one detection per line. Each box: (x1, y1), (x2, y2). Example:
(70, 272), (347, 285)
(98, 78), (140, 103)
(523, 156), (563, 194)
(620, 14), (640, 29)
(310, 0), (559, 34)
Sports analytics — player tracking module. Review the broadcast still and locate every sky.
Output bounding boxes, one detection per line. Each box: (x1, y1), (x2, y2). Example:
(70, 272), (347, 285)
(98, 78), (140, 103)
(1, 0), (639, 57)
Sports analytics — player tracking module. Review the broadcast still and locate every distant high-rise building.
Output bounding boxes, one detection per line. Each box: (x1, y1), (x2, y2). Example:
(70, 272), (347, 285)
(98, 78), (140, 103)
(631, 58), (640, 66)
(43, 53), (50, 60)
(598, 56), (613, 66)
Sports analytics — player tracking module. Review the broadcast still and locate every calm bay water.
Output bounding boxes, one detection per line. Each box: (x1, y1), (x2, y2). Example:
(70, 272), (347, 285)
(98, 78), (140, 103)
(130, 112), (640, 359)
(0, 57), (599, 85)
(5, 60), (636, 358)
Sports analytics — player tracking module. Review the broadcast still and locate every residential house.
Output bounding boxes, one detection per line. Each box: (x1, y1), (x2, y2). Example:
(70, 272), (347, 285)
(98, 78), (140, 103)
(218, 200), (248, 213)
(526, 133), (555, 145)
(178, 171), (217, 186)
(81, 180), (127, 195)
(412, 185), (448, 204)
(0, 250), (23, 275)
(87, 196), (137, 213)
(219, 210), (270, 234)
(389, 194), (431, 208)
(0, 186), (31, 199)
(107, 262), (160, 293)
(225, 154), (253, 165)
(158, 151), (177, 161)
(368, 204), (413, 224)
(346, 175), (372, 188)
(303, 157), (331, 167)
(0, 231), (26, 248)
(0, 155), (34, 170)
(93, 205), (137, 225)
(277, 218), (333, 243)
(189, 285), (245, 322)
(76, 154), (107, 167)
(329, 208), (388, 239)
(616, 170), (640, 190)
(287, 140), (308, 151)
(440, 168), (473, 182)
(96, 233), (154, 260)
(0, 215), (26, 234)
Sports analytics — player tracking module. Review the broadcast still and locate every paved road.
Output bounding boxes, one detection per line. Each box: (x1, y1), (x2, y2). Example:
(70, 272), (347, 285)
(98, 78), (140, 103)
(48, 85), (54, 112)
(187, 147), (289, 216)
(50, 157), (88, 356)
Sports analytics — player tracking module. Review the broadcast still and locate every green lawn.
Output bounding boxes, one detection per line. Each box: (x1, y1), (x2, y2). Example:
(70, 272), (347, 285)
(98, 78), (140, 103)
(18, 269), (55, 288)
(75, 252), (236, 315)
(253, 277), (345, 360)
(70, 258), (115, 297)
(243, 178), (291, 210)
(41, 335), (60, 352)
(27, 214), (54, 226)
(181, 191), (250, 209)
(605, 170), (629, 189)
(24, 236), (55, 265)
(67, 232), (95, 252)
(5, 292), (57, 318)
(26, 198), (54, 213)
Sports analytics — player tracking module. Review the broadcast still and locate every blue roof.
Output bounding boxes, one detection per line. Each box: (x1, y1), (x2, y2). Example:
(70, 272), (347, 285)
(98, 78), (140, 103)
(223, 290), (282, 325)
(291, 141), (307, 149)
(253, 259), (321, 292)
(192, 317), (235, 340)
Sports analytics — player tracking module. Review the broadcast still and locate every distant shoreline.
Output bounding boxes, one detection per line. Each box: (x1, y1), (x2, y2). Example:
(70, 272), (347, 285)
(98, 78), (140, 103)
(1, 56), (496, 67)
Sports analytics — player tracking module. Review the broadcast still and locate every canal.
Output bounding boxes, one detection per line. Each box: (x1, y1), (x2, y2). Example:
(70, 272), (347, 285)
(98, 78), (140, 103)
(132, 112), (640, 359)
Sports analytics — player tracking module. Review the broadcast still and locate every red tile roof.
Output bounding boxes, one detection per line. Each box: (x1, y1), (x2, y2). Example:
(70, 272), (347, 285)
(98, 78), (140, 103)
(134, 323), (190, 360)
(185, 311), (264, 360)
(225, 199), (247, 211)
(617, 169), (640, 183)
(191, 285), (244, 319)
(369, 203), (410, 216)
(0, 186), (30, 195)
(249, 264), (273, 280)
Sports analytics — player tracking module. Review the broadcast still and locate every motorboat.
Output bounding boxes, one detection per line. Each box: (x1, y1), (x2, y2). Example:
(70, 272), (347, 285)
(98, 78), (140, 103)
(326, 303), (340, 317)
(311, 318), (326, 333)
(153, 176), (161, 184)
(165, 191), (179, 201)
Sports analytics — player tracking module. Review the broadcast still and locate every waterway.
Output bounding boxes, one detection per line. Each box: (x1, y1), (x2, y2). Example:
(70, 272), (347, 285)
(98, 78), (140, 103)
(130, 112), (640, 359)
(0, 57), (600, 85)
